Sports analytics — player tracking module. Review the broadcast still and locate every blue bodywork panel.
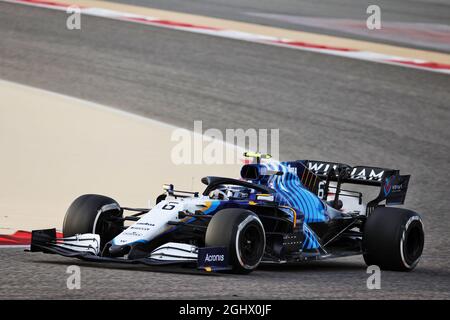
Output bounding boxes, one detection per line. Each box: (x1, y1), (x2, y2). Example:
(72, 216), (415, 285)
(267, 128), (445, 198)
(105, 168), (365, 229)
(243, 161), (328, 250)
(200, 161), (329, 250)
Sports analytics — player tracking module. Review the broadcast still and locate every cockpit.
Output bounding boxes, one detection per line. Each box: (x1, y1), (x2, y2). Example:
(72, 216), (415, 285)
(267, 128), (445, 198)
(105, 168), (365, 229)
(208, 185), (251, 200)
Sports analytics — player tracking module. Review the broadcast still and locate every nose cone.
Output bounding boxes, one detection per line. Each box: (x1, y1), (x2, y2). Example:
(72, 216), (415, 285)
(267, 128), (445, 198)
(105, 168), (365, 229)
(109, 244), (130, 257)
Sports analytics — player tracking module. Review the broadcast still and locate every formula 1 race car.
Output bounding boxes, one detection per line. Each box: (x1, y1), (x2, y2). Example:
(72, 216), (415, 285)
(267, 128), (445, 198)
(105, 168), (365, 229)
(30, 153), (424, 274)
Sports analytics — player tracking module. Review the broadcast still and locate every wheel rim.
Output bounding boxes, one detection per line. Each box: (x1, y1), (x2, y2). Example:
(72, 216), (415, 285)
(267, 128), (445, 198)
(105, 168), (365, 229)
(237, 222), (265, 269)
(403, 220), (424, 266)
(94, 205), (123, 249)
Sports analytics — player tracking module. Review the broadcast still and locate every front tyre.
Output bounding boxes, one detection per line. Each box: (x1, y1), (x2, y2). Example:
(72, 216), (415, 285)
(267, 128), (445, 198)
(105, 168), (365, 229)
(63, 194), (123, 249)
(205, 209), (266, 274)
(363, 207), (424, 271)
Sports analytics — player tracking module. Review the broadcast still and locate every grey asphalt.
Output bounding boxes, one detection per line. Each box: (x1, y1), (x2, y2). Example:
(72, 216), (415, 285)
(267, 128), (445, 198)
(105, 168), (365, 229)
(1, 248), (449, 299)
(110, 0), (450, 52)
(0, 2), (449, 299)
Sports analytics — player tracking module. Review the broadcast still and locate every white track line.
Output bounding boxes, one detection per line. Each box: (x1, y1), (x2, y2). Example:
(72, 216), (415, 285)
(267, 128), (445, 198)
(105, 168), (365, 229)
(2, 0), (450, 75)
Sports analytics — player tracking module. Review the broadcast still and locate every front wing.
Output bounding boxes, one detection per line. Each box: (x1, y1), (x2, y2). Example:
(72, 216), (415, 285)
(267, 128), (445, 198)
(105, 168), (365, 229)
(29, 229), (231, 270)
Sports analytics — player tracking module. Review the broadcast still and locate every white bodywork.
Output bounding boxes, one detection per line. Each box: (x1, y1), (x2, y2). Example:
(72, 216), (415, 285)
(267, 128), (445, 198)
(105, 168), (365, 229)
(111, 196), (217, 247)
(325, 182), (366, 214)
(148, 242), (198, 261)
(326, 190), (366, 214)
(57, 233), (100, 255)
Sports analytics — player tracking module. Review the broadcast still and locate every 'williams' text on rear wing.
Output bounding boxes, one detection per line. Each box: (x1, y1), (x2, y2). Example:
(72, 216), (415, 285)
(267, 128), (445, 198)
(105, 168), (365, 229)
(300, 160), (410, 206)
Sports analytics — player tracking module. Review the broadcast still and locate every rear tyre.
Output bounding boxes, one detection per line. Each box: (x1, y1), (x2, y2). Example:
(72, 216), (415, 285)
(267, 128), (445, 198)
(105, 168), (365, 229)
(205, 208), (266, 274)
(63, 194), (123, 249)
(363, 207), (424, 271)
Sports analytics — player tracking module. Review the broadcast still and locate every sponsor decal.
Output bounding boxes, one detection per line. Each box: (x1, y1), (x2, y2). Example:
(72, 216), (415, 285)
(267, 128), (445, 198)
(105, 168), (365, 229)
(383, 176), (394, 196)
(198, 247), (229, 270)
(130, 226), (151, 231)
(307, 162), (385, 181)
(307, 162), (336, 174)
(350, 167), (384, 181)
(136, 222), (155, 226)
(384, 175), (410, 205)
(287, 165), (297, 174)
(205, 253), (225, 262)
(122, 231), (143, 237)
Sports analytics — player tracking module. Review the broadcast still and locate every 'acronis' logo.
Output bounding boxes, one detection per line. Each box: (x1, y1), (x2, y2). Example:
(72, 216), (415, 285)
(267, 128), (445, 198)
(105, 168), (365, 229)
(205, 254), (225, 262)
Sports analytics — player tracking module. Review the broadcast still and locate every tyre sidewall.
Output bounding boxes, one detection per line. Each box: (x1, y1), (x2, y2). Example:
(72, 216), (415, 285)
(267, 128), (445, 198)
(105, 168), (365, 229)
(63, 194), (122, 248)
(205, 209), (266, 274)
(234, 215), (266, 271)
(363, 207), (424, 271)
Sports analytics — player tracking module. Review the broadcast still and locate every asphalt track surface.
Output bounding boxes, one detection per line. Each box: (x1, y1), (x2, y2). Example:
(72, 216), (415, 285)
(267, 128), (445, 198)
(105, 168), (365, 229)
(0, 2), (450, 299)
(111, 0), (450, 52)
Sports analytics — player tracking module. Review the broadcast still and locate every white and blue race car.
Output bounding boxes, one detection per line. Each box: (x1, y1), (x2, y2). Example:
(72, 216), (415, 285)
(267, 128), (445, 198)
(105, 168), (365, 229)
(30, 153), (424, 274)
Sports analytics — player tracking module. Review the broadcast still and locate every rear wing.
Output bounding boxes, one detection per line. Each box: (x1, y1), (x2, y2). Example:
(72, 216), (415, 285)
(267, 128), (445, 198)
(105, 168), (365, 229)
(302, 160), (388, 186)
(299, 160), (410, 207)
